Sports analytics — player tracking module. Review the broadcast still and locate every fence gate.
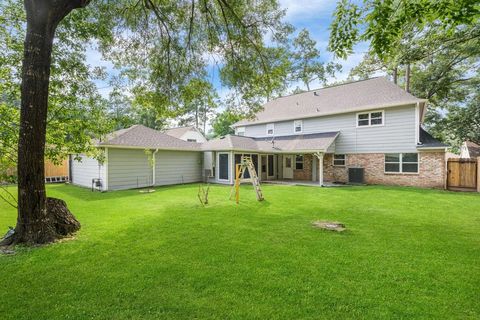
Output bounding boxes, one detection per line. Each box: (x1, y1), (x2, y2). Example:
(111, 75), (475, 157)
(447, 158), (477, 191)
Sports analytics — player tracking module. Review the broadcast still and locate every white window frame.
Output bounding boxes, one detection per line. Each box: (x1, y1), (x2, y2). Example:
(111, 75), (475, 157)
(356, 110), (385, 128)
(294, 120), (303, 134)
(236, 126), (245, 136)
(333, 154), (346, 167)
(266, 123), (274, 136)
(384, 153), (419, 174)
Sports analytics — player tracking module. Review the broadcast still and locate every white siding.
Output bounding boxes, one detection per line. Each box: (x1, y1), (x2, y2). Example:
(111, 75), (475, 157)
(180, 131), (207, 143)
(243, 105), (417, 153)
(108, 148), (152, 190)
(71, 154), (104, 189)
(155, 151), (202, 185)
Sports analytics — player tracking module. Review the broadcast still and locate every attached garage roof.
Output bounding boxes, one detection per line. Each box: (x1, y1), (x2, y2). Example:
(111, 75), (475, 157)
(99, 125), (201, 151)
(202, 132), (339, 153)
(233, 77), (426, 127)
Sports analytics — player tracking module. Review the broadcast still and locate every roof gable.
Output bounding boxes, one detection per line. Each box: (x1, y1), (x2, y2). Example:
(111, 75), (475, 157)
(100, 125), (201, 150)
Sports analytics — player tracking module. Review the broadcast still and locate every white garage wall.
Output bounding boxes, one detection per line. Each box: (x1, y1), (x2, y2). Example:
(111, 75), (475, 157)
(155, 150), (202, 186)
(108, 148), (152, 190)
(71, 154), (105, 190)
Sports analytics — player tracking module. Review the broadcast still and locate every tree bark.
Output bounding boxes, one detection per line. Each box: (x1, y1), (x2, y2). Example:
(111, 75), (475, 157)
(12, 0), (90, 245)
(405, 64), (411, 92)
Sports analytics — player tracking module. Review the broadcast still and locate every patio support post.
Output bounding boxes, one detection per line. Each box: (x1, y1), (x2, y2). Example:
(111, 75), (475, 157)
(314, 152), (324, 187)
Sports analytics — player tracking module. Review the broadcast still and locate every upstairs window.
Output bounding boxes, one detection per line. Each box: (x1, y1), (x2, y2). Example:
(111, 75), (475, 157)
(236, 127), (245, 136)
(333, 154), (346, 166)
(266, 123), (274, 136)
(357, 111), (384, 127)
(295, 155), (304, 170)
(385, 153), (418, 173)
(294, 120), (303, 133)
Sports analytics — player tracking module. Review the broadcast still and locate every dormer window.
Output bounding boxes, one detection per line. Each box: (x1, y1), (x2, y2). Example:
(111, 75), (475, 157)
(294, 120), (303, 133)
(266, 123), (274, 136)
(236, 127), (245, 136)
(357, 110), (384, 127)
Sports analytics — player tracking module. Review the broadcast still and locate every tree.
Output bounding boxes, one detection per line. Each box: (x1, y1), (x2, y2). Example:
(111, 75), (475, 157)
(211, 109), (243, 137)
(2, 0), (291, 245)
(345, 10), (479, 150)
(291, 29), (341, 91)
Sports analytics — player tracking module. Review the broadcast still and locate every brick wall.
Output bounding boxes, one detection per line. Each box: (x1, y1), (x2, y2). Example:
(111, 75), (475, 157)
(322, 152), (446, 189)
(293, 154), (313, 180)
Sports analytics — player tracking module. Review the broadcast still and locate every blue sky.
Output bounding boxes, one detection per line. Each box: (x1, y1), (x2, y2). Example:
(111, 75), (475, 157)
(87, 0), (370, 104)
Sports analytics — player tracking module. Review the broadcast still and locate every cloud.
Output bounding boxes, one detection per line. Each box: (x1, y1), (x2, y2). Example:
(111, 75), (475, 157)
(279, 0), (336, 21)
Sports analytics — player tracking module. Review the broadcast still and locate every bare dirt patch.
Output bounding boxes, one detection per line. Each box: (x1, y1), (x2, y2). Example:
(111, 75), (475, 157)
(312, 221), (346, 232)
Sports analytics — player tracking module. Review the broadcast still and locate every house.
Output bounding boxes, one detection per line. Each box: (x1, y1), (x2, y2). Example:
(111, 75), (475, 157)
(164, 126), (207, 143)
(460, 141), (480, 159)
(203, 77), (448, 188)
(71, 125), (203, 191)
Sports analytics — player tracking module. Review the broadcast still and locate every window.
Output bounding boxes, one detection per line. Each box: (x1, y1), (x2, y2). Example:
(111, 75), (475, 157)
(295, 155), (304, 170)
(333, 154), (346, 166)
(236, 127), (245, 136)
(385, 153), (418, 173)
(357, 111), (384, 127)
(219, 153), (229, 180)
(187, 139), (197, 142)
(294, 120), (303, 133)
(268, 155), (274, 176)
(266, 123), (274, 135)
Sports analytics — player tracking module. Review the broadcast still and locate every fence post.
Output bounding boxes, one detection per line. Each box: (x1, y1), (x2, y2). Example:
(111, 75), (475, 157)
(477, 157), (480, 193)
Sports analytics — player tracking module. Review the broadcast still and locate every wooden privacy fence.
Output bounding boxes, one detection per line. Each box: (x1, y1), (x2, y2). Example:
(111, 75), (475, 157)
(447, 157), (479, 192)
(45, 159), (69, 183)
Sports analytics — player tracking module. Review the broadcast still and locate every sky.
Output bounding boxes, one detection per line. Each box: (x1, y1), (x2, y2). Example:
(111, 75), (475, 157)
(86, 0), (371, 125)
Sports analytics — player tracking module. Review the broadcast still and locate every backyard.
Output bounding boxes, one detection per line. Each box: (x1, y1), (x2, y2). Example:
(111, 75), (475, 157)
(0, 184), (479, 319)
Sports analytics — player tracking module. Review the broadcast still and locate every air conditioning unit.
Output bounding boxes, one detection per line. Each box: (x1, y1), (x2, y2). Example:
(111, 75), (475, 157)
(348, 168), (364, 184)
(204, 169), (214, 178)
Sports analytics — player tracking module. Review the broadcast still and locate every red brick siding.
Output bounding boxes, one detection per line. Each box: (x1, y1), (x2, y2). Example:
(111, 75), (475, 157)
(293, 154), (313, 180)
(322, 152), (446, 189)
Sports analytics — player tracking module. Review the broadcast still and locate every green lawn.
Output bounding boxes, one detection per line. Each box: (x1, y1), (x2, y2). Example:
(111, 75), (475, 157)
(0, 184), (479, 319)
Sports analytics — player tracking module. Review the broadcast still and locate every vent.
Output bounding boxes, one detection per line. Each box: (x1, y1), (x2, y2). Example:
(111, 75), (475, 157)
(348, 168), (364, 184)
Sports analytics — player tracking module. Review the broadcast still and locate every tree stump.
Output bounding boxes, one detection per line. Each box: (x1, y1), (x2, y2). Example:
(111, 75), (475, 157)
(0, 197), (80, 246)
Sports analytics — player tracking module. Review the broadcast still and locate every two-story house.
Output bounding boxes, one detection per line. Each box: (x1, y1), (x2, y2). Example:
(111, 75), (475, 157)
(203, 77), (448, 188)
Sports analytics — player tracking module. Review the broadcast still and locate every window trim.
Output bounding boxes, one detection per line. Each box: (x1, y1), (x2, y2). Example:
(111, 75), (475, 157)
(356, 110), (385, 128)
(293, 120), (303, 134)
(333, 154), (346, 167)
(295, 154), (304, 170)
(236, 126), (245, 136)
(384, 153), (419, 174)
(266, 123), (274, 136)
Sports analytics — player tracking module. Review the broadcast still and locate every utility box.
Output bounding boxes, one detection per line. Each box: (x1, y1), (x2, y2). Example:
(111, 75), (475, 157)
(348, 168), (364, 184)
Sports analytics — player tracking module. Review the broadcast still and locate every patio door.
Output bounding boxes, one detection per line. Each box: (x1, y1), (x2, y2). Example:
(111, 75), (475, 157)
(283, 155), (293, 179)
(261, 155), (267, 180)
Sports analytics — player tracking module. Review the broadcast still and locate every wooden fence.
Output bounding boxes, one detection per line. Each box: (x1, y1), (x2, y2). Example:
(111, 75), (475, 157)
(44, 159), (69, 182)
(447, 157), (479, 192)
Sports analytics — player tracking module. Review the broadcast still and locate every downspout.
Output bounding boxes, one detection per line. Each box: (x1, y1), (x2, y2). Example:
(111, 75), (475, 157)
(152, 149), (159, 186)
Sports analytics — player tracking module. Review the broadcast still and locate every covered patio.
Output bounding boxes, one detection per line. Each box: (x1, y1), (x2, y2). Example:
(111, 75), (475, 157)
(202, 131), (340, 186)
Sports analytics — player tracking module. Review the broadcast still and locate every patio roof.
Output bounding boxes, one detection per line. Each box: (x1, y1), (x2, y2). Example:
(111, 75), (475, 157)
(202, 132), (339, 153)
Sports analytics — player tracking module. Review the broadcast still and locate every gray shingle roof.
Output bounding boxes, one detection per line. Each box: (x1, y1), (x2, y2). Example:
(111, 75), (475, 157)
(234, 77), (426, 127)
(100, 125), (201, 150)
(202, 132), (339, 153)
(417, 128), (448, 149)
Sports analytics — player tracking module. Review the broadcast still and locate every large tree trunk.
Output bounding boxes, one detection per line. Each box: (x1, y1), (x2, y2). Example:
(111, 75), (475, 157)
(7, 0), (90, 246)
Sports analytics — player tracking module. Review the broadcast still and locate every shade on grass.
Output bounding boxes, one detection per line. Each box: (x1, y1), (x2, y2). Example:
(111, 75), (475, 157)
(0, 184), (479, 319)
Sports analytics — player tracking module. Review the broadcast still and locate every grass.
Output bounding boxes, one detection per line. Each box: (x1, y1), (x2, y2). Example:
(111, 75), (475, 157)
(0, 183), (479, 319)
